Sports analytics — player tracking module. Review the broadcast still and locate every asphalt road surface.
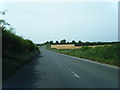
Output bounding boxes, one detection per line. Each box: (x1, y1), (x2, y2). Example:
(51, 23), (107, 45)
(3, 46), (118, 88)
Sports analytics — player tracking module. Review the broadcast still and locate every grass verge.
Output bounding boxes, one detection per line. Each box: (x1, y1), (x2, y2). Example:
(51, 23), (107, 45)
(46, 44), (120, 67)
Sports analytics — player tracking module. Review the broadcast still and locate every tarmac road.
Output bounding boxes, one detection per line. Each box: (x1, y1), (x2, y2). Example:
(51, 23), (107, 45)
(3, 46), (118, 88)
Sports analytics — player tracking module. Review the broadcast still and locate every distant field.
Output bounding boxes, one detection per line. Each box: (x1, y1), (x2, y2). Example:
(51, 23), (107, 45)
(51, 44), (81, 49)
(51, 44), (111, 49)
(47, 44), (120, 67)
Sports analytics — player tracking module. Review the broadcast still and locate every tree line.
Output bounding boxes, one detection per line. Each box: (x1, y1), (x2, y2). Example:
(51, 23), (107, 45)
(42, 39), (119, 46)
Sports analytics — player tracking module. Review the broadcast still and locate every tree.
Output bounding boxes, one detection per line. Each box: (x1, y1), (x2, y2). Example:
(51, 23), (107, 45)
(0, 10), (10, 28)
(60, 39), (66, 44)
(78, 40), (82, 43)
(0, 10), (7, 15)
(72, 40), (76, 44)
(67, 42), (70, 44)
(50, 41), (54, 44)
(76, 40), (83, 46)
(55, 41), (59, 44)
(44, 41), (49, 44)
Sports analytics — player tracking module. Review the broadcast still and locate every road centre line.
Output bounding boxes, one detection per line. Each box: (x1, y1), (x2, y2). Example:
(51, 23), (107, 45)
(72, 72), (80, 78)
(63, 63), (80, 79)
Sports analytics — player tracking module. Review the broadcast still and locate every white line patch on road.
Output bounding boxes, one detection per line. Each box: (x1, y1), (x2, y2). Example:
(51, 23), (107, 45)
(63, 63), (80, 79)
(72, 72), (80, 78)
(67, 67), (80, 78)
(68, 68), (72, 71)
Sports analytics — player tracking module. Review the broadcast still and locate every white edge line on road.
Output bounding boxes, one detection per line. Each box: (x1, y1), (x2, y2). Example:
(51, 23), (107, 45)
(52, 51), (118, 69)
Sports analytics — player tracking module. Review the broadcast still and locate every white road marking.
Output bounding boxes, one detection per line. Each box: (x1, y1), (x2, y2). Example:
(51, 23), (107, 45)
(63, 64), (80, 79)
(72, 72), (80, 78)
(68, 68), (71, 71)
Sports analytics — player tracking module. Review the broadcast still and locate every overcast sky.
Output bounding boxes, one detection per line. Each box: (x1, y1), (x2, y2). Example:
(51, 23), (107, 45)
(1, 1), (118, 43)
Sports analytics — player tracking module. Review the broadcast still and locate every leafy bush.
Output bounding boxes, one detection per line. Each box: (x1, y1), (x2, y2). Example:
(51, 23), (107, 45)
(2, 28), (40, 80)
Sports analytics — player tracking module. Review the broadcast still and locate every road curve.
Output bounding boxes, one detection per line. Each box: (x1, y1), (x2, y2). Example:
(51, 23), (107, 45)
(3, 46), (118, 88)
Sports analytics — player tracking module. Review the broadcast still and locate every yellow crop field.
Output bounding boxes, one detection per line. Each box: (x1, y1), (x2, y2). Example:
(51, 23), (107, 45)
(51, 44), (81, 49)
(51, 44), (111, 49)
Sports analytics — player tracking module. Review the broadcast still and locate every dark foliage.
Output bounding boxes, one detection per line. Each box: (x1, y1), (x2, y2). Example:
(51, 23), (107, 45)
(2, 28), (40, 80)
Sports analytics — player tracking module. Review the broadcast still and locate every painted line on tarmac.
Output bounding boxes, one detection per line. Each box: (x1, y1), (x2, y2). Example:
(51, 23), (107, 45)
(66, 65), (80, 79)
(72, 72), (80, 78)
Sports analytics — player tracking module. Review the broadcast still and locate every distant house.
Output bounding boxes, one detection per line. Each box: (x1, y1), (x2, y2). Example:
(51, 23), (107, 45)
(51, 44), (77, 49)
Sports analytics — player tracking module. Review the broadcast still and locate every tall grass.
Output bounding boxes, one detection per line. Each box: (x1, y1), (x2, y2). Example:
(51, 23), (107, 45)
(2, 29), (40, 80)
(47, 44), (120, 67)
